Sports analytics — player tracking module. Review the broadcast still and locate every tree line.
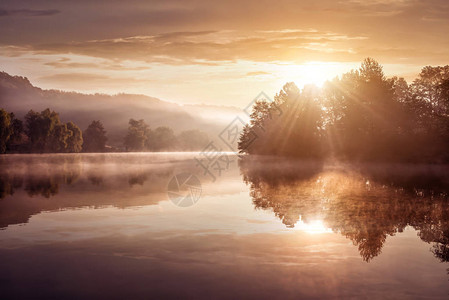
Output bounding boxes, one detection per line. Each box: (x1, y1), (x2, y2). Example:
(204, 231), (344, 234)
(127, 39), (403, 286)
(0, 108), (208, 153)
(239, 58), (449, 162)
(123, 118), (208, 151)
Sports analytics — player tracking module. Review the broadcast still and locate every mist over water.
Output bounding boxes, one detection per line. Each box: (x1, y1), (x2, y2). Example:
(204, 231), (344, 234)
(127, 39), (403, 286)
(1, 153), (449, 299)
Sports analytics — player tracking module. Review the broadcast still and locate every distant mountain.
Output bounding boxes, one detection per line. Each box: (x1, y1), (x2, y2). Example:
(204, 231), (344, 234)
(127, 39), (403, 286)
(0, 71), (243, 146)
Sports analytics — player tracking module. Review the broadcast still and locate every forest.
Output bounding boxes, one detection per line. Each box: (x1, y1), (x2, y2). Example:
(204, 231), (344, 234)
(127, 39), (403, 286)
(0, 108), (208, 153)
(239, 58), (449, 162)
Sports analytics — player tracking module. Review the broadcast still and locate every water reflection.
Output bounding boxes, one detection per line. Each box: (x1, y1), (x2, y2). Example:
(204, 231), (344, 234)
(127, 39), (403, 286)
(239, 156), (449, 262)
(1, 154), (449, 298)
(2, 154), (449, 264)
(0, 153), (205, 229)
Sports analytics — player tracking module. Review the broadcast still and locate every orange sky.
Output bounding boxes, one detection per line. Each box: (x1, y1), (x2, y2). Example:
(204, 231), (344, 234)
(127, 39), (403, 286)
(1, 0), (448, 107)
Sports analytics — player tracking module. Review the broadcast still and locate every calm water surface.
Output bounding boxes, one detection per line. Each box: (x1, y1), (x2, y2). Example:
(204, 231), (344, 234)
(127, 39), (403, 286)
(1, 153), (449, 299)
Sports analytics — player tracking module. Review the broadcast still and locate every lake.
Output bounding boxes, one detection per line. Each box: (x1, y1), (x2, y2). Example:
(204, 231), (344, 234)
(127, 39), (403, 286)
(1, 153), (449, 299)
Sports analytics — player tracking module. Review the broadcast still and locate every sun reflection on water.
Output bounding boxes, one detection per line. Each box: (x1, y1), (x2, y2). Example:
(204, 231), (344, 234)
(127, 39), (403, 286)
(295, 219), (333, 235)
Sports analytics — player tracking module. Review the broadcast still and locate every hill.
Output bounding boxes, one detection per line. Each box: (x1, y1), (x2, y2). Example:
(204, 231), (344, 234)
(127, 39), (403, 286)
(0, 71), (241, 146)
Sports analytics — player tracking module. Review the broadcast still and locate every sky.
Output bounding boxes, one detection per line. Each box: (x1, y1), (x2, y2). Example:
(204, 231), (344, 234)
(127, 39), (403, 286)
(1, 0), (448, 107)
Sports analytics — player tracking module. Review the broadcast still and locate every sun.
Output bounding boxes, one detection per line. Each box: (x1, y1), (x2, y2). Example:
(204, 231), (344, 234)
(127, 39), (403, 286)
(277, 61), (356, 88)
(300, 62), (332, 87)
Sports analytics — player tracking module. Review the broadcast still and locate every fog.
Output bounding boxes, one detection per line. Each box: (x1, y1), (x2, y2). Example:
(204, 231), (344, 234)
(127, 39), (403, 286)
(0, 71), (241, 146)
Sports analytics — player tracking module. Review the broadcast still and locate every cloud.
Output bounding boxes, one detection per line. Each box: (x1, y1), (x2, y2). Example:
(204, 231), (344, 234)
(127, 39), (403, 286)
(23, 30), (370, 65)
(39, 73), (111, 83)
(44, 60), (99, 69)
(0, 45), (29, 57)
(0, 9), (60, 17)
(0, 0), (448, 105)
(37, 72), (156, 92)
(0, 0), (448, 67)
(246, 71), (270, 76)
(43, 57), (149, 71)
(20, 26), (447, 66)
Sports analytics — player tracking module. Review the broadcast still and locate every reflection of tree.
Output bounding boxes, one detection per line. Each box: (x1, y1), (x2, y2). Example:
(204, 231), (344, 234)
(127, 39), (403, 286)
(24, 169), (81, 198)
(128, 172), (148, 186)
(0, 173), (23, 199)
(240, 157), (449, 262)
(240, 157), (323, 228)
(88, 175), (104, 186)
(0, 156), (82, 198)
(25, 176), (59, 198)
(431, 232), (449, 263)
(0, 154), (190, 229)
(415, 206), (449, 263)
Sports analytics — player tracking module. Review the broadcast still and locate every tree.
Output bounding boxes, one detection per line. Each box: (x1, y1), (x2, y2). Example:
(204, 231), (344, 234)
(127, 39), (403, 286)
(148, 126), (176, 151)
(66, 122), (83, 153)
(24, 108), (83, 153)
(7, 113), (24, 150)
(239, 58), (449, 162)
(0, 109), (24, 154)
(323, 58), (404, 161)
(50, 123), (70, 152)
(124, 119), (150, 151)
(401, 66), (449, 161)
(83, 120), (107, 152)
(25, 108), (61, 152)
(239, 82), (324, 158)
(411, 65), (449, 115)
(0, 109), (13, 154)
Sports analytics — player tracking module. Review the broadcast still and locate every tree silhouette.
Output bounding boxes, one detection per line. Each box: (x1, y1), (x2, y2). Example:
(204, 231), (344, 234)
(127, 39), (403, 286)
(66, 122), (83, 153)
(24, 108), (83, 153)
(239, 82), (323, 157)
(124, 119), (151, 151)
(0, 109), (13, 154)
(148, 126), (176, 151)
(83, 120), (108, 152)
(240, 58), (449, 162)
(323, 58), (404, 161)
